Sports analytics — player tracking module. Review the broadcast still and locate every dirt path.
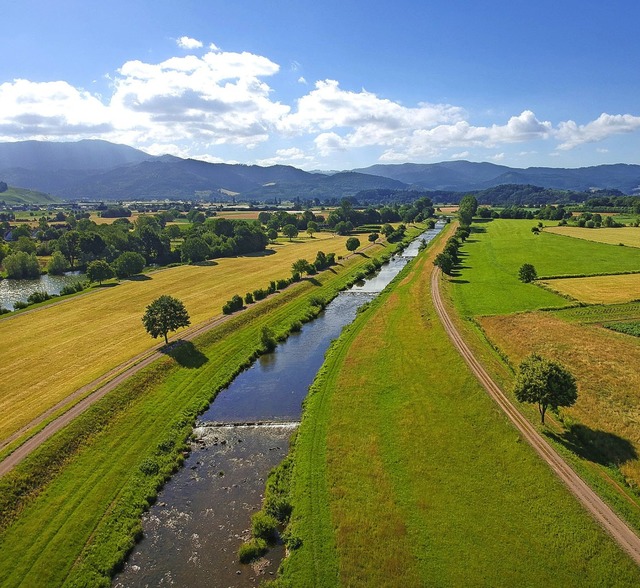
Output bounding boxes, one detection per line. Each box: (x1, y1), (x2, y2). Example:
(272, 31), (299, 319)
(431, 267), (640, 566)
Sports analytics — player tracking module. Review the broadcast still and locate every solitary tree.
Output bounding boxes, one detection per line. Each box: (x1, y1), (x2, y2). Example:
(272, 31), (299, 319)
(86, 259), (114, 285)
(282, 224), (298, 241)
(513, 353), (577, 424)
(368, 232), (379, 243)
(345, 237), (360, 252)
(518, 263), (537, 283)
(142, 295), (191, 345)
(306, 221), (318, 238)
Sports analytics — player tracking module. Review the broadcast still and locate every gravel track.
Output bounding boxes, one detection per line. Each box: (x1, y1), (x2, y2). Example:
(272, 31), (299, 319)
(431, 267), (640, 566)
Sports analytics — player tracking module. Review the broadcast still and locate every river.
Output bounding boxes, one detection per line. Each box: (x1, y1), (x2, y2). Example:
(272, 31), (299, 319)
(0, 272), (85, 311)
(113, 222), (445, 587)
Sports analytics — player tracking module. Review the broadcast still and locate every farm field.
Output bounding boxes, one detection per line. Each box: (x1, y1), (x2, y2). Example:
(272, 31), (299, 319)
(279, 237), (640, 586)
(546, 225), (640, 247)
(541, 273), (640, 305)
(450, 219), (640, 317)
(0, 241), (389, 587)
(479, 309), (640, 494)
(0, 232), (362, 444)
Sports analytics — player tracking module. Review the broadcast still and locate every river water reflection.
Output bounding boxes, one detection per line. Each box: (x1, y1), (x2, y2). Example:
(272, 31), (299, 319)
(113, 222), (444, 587)
(0, 272), (85, 310)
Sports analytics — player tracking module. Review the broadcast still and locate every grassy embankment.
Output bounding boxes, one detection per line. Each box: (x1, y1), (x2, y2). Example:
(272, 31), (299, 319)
(0, 232), (354, 446)
(0, 228), (413, 588)
(271, 224), (640, 586)
(444, 218), (640, 530)
(0, 186), (58, 205)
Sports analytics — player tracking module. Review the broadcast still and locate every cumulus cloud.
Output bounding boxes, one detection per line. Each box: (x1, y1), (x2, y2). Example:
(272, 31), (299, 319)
(1, 40), (639, 165)
(555, 113), (640, 150)
(177, 36), (203, 50)
(0, 79), (112, 140)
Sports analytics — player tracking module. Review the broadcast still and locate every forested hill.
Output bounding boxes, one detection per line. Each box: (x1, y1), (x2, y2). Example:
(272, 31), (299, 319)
(0, 140), (639, 201)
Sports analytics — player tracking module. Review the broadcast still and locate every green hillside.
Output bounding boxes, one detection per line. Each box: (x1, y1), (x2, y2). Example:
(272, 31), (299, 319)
(0, 185), (59, 206)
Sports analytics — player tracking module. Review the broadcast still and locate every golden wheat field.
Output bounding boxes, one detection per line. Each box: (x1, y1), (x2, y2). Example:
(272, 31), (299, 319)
(479, 311), (640, 489)
(545, 225), (640, 248)
(0, 233), (360, 442)
(540, 273), (640, 304)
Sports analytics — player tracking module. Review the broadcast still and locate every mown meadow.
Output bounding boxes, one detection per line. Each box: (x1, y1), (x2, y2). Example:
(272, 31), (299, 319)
(272, 228), (640, 586)
(0, 232), (355, 444)
(0, 229), (412, 588)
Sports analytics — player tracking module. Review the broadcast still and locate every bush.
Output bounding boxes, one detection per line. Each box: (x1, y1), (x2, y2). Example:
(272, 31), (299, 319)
(253, 288), (268, 301)
(260, 326), (277, 352)
(13, 300), (30, 310)
(60, 281), (86, 296)
(222, 294), (244, 315)
(238, 538), (268, 564)
(0, 306), (11, 315)
(251, 511), (279, 542)
(276, 278), (290, 290)
(244, 292), (254, 305)
(139, 458), (159, 476)
(27, 290), (51, 304)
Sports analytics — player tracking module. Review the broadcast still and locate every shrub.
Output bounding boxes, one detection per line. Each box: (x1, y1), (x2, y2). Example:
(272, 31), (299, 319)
(276, 278), (289, 290)
(60, 281), (86, 296)
(253, 288), (268, 301)
(268, 281), (276, 294)
(244, 292), (254, 305)
(238, 538), (268, 563)
(260, 326), (277, 352)
(12, 300), (29, 310)
(139, 458), (159, 476)
(27, 290), (51, 304)
(0, 306), (11, 315)
(251, 511), (279, 542)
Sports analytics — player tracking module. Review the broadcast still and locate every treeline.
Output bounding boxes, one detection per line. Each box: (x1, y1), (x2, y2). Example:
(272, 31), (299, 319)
(583, 194), (640, 213)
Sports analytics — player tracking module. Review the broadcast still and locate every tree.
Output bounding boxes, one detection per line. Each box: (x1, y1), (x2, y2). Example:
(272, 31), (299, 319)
(47, 251), (69, 275)
(282, 224), (298, 241)
(368, 232), (379, 243)
(58, 230), (81, 269)
(458, 194), (478, 227)
(113, 251), (146, 278)
(291, 258), (312, 276)
(513, 354), (577, 424)
(86, 259), (114, 285)
(345, 237), (360, 252)
(518, 263), (537, 283)
(181, 236), (210, 263)
(433, 252), (454, 275)
(3, 251), (41, 279)
(306, 221), (318, 238)
(267, 228), (278, 242)
(142, 295), (191, 345)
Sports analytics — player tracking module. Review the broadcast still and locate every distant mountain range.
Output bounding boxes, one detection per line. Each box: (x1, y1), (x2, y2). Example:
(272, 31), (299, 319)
(1, 140), (639, 202)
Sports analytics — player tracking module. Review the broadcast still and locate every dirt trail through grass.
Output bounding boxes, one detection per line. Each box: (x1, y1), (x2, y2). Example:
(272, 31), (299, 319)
(432, 267), (640, 566)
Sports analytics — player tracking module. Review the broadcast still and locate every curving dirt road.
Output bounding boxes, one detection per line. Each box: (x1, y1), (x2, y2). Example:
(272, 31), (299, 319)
(431, 267), (640, 566)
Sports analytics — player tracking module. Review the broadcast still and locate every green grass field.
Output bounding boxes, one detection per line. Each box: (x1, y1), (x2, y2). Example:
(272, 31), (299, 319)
(276, 235), (640, 586)
(451, 219), (640, 317)
(0, 236), (402, 588)
(0, 186), (58, 205)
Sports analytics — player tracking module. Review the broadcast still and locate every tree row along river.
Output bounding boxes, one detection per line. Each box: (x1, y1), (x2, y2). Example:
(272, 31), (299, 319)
(113, 222), (444, 588)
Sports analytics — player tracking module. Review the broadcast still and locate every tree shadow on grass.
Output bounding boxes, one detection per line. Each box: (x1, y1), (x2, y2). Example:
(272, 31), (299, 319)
(127, 274), (152, 281)
(241, 250), (276, 258)
(304, 277), (321, 286)
(191, 260), (218, 266)
(162, 340), (208, 369)
(545, 424), (637, 467)
(355, 251), (370, 258)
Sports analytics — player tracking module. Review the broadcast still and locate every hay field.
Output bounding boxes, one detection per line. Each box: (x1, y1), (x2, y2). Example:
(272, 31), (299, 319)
(541, 273), (640, 305)
(479, 311), (640, 490)
(0, 233), (358, 442)
(545, 225), (640, 248)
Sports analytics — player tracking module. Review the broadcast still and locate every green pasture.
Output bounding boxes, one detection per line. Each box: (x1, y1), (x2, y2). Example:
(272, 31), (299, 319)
(276, 238), (640, 587)
(451, 219), (640, 317)
(0, 233), (411, 588)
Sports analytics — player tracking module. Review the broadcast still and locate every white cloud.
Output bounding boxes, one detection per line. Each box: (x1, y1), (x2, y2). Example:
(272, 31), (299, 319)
(0, 79), (112, 140)
(555, 113), (640, 150)
(177, 36), (203, 50)
(1, 40), (639, 165)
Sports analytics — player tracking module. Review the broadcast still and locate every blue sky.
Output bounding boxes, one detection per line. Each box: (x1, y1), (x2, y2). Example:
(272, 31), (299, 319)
(2, 0), (639, 170)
